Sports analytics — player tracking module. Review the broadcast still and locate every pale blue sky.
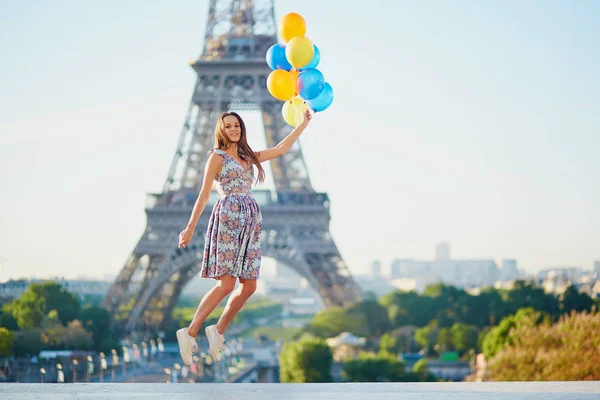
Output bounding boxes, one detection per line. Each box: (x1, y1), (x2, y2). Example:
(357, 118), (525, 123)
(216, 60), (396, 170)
(1, 0), (599, 281)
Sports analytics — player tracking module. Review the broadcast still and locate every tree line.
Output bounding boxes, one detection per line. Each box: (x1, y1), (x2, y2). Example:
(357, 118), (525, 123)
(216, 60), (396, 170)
(279, 281), (599, 382)
(0, 282), (119, 357)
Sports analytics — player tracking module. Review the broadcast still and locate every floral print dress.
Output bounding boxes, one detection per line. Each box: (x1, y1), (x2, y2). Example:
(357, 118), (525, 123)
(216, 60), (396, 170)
(200, 148), (262, 280)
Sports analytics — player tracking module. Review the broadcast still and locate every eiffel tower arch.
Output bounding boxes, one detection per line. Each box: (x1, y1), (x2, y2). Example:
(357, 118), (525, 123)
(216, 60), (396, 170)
(103, 0), (362, 335)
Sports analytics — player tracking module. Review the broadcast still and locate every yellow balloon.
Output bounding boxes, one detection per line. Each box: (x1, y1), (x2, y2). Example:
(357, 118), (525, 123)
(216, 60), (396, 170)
(282, 97), (308, 127)
(286, 36), (314, 69)
(267, 70), (296, 101)
(279, 13), (307, 43)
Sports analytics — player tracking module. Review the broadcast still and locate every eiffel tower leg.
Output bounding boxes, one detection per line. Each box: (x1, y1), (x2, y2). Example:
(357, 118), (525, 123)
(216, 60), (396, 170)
(123, 247), (201, 333)
(103, 254), (139, 314)
(261, 221), (363, 308)
(303, 250), (362, 307)
(148, 265), (196, 331)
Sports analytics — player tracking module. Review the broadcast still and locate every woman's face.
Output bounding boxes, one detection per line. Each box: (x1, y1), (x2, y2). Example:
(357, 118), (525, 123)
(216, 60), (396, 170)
(223, 115), (241, 143)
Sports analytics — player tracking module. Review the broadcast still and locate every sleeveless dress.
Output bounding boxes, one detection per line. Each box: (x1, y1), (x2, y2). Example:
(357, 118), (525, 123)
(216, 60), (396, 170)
(200, 148), (262, 280)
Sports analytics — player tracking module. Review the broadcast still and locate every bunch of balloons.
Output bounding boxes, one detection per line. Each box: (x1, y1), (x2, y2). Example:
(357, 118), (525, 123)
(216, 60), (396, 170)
(265, 12), (334, 127)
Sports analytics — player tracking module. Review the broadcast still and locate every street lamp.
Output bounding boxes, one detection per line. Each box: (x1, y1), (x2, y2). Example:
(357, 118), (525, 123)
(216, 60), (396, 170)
(132, 344), (139, 371)
(122, 346), (129, 377)
(141, 341), (148, 364)
(173, 363), (181, 383)
(111, 349), (118, 382)
(87, 355), (93, 383)
(72, 359), (79, 383)
(150, 340), (157, 363)
(99, 352), (107, 382)
(40, 367), (46, 383)
(157, 338), (164, 360)
(56, 363), (64, 383)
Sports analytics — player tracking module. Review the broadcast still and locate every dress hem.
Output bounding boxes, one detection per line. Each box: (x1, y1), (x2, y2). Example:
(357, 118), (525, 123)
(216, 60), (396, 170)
(202, 273), (260, 281)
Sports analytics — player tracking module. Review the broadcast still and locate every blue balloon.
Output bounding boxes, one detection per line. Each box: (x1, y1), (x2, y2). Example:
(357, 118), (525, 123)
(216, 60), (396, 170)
(297, 68), (325, 101)
(266, 44), (292, 71)
(308, 82), (334, 112)
(302, 45), (321, 70)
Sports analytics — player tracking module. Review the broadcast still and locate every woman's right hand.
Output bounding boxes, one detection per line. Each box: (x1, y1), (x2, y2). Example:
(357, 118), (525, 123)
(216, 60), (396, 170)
(178, 227), (194, 248)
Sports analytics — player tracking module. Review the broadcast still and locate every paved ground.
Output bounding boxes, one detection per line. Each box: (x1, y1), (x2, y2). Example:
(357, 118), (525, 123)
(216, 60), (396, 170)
(1, 382), (599, 399)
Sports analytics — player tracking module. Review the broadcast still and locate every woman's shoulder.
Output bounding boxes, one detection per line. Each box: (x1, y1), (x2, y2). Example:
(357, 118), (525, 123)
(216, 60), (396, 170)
(208, 148), (228, 157)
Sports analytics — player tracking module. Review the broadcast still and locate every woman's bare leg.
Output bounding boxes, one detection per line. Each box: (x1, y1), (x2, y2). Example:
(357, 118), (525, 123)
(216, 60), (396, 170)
(187, 276), (237, 337)
(215, 278), (257, 334)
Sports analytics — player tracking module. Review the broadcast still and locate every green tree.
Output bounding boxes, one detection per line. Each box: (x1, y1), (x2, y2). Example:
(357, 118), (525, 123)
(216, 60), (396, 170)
(379, 333), (400, 355)
(502, 281), (559, 317)
(487, 310), (600, 381)
(411, 359), (437, 382)
(79, 306), (112, 350)
(342, 351), (406, 382)
(482, 307), (548, 359)
(10, 282), (81, 328)
(559, 285), (595, 314)
(436, 327), (454, 352)
(64, 320), (94, 350)
(450, 323), (479, 354)
(12, 328), (44, 357)
(415, 320), (439, 354)
(422, 284), (471, 327)
(306, 299), (390, 339)
(462, 287), (506, 327)
(279, 337), (332, 383)
(381, 291), (436, 328)
(345, 300), (390, 337)
(392, 325), (419, 353)
(0, 327), (15, 356)
(306, 307), (362, 338)
(0, 304), (19, 330)
(40, 311), (66, 349)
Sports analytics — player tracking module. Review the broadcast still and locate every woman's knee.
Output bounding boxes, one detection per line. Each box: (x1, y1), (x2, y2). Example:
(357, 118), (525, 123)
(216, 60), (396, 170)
(216, 276), (236, 294)
(240, 279), (257, 297)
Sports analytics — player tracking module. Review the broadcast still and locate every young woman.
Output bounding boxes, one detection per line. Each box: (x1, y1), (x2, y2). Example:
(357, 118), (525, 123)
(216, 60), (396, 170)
(176, 109), (312, 365)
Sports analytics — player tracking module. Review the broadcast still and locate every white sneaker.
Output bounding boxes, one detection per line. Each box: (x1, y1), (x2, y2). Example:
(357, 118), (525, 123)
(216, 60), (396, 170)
(176, 328), (198, 366)
(205, 325), (225, 362)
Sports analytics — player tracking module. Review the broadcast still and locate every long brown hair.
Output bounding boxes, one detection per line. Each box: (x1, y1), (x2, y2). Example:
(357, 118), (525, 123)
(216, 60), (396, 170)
(214, 111), (265, 184)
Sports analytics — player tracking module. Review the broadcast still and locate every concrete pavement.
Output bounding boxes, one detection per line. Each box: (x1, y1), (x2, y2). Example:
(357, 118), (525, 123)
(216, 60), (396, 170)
(1, 381), (599, 399)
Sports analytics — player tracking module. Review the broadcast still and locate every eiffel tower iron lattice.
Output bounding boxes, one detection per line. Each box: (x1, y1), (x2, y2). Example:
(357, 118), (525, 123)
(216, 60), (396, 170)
(103, 0), (362, 335)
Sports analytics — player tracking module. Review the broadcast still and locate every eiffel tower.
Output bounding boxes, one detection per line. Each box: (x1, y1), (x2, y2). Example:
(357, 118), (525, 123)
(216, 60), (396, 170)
(103, 0), (362, 335)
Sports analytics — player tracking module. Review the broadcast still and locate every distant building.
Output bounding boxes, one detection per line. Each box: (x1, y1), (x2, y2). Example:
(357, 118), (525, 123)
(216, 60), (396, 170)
(594, 261), (600, 274)
(390, 258), (500, 290)
(369, 260), (382, 279)
(354, 275), (396, 297)
(389, 242), (520, 290)
(499, 259), (521, 281)
(537, 267), (583, 281)
(282, 297), (319, 320)
(0, 278), (110, 301)
(536, 266), (599, 297)
(435, 241), (451, 261)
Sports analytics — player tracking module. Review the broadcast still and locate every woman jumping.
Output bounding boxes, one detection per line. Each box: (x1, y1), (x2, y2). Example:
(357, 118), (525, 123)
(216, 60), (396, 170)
(176, 108), (312, 365)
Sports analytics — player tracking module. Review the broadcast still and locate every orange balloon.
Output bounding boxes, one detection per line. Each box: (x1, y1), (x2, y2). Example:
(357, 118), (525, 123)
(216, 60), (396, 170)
(279, 13), (307, 43)
(267, 70), (296, 101)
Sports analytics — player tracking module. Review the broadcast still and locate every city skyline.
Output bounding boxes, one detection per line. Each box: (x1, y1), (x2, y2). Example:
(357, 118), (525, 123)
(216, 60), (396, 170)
(1, 1), (599, 281)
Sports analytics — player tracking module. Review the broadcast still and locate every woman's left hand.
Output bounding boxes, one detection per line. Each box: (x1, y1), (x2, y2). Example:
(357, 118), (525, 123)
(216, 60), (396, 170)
(302, 109), (312, 126)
